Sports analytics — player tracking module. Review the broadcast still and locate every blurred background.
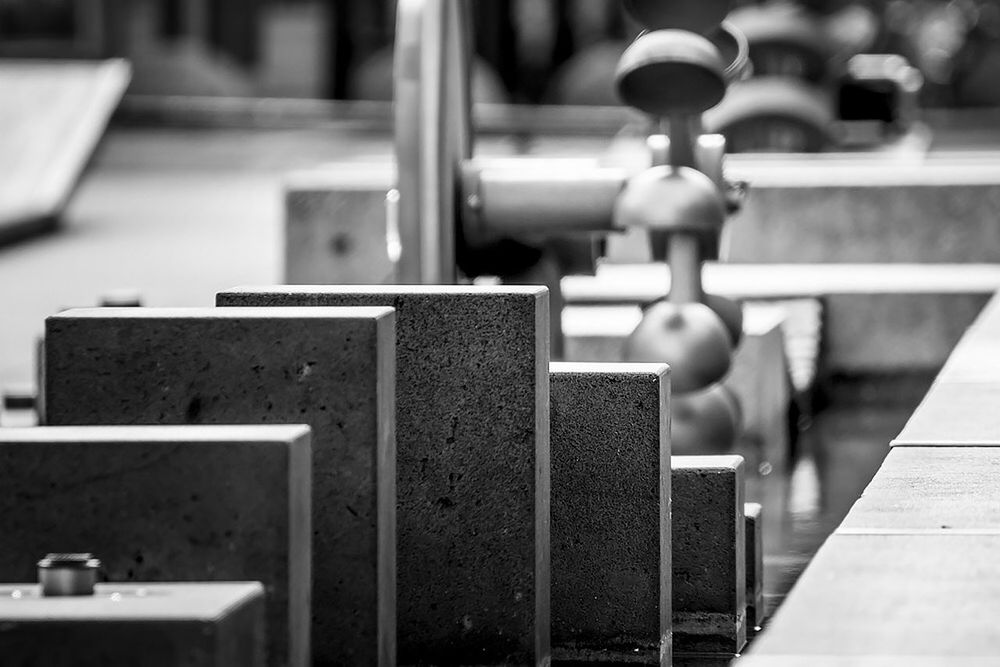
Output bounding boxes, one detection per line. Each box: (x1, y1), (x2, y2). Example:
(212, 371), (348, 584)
(2, 0), (1000, 108)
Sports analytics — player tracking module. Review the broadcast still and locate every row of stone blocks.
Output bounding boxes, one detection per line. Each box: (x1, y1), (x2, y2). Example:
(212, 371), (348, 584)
(1, 286), (763, 666)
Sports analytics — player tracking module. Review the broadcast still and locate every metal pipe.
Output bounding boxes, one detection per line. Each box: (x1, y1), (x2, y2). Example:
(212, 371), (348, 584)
(462, 161), (626, 240)
(668, 234), (703, 303)
(665, 114), (704, 303)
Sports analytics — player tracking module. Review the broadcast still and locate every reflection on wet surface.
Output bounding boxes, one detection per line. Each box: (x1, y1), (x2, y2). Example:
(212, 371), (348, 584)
(747, 374), (933, 633)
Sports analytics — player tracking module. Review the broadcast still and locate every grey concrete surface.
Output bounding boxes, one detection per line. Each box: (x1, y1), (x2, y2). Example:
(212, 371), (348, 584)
(671, 455), (746, 655)
(549, 362), (670, 665)
(0, 582), (265, 667)
(43, 307), (396, 667)
(0, 426), (306, 667)
(218, 286), (549, 666)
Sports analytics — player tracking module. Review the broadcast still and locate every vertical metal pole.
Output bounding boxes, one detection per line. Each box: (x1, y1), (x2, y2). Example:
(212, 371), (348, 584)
(394, 0), (424, 283)
(419, 0), (448, 283)
(666, 113), (704, 304)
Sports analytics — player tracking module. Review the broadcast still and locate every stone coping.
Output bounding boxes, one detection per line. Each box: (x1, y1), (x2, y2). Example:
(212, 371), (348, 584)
(740, 289), (1000, 662)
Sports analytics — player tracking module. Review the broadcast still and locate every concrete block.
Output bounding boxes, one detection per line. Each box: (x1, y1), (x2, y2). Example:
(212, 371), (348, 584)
(284, 166), (395, 284)
(549, 362), (670, 664)
(893, 382), (1000, 446)
(726, 178), (1000, 264)
(671, 455), (746, 655)
(824, 292), (989, 374)
(0, 426), (307, 667)
(0, 582), (265, 667)
(744, 503), (764, 633)
(839, 447), (1000, 532)
(43, 307), (396, 667)
(217, 286), (550, 665)
(744, 534), (1000, 658)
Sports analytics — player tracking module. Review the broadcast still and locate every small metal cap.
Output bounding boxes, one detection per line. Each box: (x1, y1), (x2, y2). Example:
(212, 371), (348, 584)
(38, 553), (101, 596)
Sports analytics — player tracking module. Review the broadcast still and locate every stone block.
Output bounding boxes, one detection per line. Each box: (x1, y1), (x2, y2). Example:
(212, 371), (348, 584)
(893, 382), (1000, 446)
(839, 447), (1000, 532)
(549, 362), (670, 664)
(0, 426), (307, 667)
(284, 166), (396, 284)
(725, 177), (1000, 264)
(43, 307), (396, 667)
(217, 286), (550, 665)
(671, 455), (746, 655)
(0, 582), (265, 667)
(744, 502), (764, 633)
(744, 534), (1000, 658)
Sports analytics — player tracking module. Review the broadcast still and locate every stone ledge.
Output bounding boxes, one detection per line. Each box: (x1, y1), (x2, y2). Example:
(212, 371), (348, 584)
(740, 290), (1000, 662)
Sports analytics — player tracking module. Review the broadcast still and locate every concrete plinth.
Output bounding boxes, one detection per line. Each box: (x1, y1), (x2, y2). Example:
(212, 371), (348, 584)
(284, 166), (396, 285)
(218, 286), (550, 666)
(43, 307), (396, 667)
(549, 362), (670, 665)
(671, 455), (746, 655)
(0, 426), (308, 667)
(0, 582), (265, 667)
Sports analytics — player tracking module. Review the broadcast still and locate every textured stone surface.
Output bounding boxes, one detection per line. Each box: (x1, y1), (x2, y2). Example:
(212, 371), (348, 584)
(0, 426), (307, 667)
(218, 286), (550, 666)
(893, 382), (1000, 445)
(549, 362), (670, 665)
(43, 307), (396, 667)
(671, 455), (746, 654)
(745, 534), (1000, 657)
(727, 182), (1000, 264)
(0, 582), (265, 667)
(284, 166), (396, 284)
(744, 503), (764, 633)
(839, 448), (1000, 532)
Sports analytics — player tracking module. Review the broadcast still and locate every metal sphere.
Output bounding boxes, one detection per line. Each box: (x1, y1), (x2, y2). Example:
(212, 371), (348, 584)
(623, 300), (733, 393)
(671, 384), (742, 455)
(614, 165), (726, 234)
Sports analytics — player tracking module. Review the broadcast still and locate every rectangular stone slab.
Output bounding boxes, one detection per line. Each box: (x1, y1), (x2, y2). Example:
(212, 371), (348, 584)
(0, 426), (307, 667)
(285, 166), (396, 285)
(839, 447), (1000, 532)
(217, 286), (550, 665)
(671, 455), (746, 655)
(744, 502), (764, 633)
(744, 534), (1000, 658)
(549, 362), (670, 665)
(43, 307), (396, 667)
(892, 382), (1000, 445)
(0, 581), (265, 667)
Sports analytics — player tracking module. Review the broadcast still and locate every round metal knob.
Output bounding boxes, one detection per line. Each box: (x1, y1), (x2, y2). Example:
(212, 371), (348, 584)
(614, 165), (726, 235)
(672, 384), (741, 454)
(38, 553), (100, 596)
(615, 30), (727, 116)
(623, 300), (732, 392)
(622, 0), (734, 35)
